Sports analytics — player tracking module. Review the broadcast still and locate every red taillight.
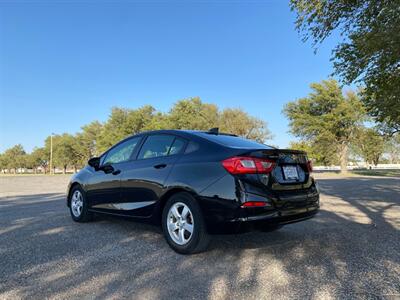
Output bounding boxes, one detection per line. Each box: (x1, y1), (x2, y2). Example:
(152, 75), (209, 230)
(307, 160), (313, 173)
(222, 156), (275, 174)
(241, 201), (268, 208)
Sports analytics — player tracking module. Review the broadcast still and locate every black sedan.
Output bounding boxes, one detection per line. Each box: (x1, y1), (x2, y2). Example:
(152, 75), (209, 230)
(67, 129), (319, 254)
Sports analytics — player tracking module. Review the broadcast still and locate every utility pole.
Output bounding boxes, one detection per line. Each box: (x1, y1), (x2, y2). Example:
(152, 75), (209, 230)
(49, 133), (54, 175)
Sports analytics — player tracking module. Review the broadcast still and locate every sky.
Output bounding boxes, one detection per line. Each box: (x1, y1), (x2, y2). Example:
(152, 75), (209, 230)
(0, 0), (340, 153)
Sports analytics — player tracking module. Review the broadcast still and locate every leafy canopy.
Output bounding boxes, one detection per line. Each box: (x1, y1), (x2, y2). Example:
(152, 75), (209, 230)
(284, 79), (365, 141)
(0, 97), (271, 171)
(353, 127), (385, 165)
(28, 147), (49, 170)
(95, 97), (271, 154)
(45, 134), (81, 172)
(384, 134), (400, 163)
(284, 79), (365, 169)
(290, 0), (400, 132)
(2, 144), (26, 170)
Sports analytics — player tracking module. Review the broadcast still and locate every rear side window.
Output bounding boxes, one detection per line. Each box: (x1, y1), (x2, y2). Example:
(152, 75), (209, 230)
(196, 133), (273, 149)
(137, 135), (185, 159)
(184, 141), (199, 154)
(169, 138), (186, 155)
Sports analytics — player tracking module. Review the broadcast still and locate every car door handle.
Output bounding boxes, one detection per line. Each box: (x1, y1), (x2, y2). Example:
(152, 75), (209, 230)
(153, 163), (167, 169)
(112, 169), (121, 175)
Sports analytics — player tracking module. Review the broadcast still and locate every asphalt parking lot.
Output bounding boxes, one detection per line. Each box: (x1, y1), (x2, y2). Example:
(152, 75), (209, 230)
(0, 175), (399, 299)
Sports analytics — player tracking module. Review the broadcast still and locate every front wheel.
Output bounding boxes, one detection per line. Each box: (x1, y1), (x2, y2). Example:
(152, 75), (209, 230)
(69, 186), (93, 222)
(162, 192), (209, 254)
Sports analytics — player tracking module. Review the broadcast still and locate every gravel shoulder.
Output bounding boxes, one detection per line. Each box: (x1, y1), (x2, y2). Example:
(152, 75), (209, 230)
(0, 175), (399, 299)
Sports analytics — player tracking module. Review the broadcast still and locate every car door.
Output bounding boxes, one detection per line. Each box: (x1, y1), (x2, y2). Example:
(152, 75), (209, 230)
(118, 134), (187, 217)
(85, 136), (142, 209)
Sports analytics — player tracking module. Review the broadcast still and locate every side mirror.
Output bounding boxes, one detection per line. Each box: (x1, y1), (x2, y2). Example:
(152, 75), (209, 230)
(88, 157), (100, 170)
(102, 164), (115, 174)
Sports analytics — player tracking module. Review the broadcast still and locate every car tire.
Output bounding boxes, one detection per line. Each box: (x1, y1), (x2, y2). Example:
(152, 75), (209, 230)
(162, 192), (210, 254)
(69, 185), (93, 222)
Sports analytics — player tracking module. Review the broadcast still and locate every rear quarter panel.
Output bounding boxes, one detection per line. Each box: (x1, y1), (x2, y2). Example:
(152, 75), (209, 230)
(162, 140), (243, 224)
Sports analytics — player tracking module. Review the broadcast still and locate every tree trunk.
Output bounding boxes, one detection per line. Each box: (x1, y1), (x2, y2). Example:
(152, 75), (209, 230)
(340, 143), (348, 174)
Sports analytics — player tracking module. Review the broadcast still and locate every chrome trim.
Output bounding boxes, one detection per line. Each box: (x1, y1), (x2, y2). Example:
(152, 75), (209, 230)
(92, 201), (156, 210)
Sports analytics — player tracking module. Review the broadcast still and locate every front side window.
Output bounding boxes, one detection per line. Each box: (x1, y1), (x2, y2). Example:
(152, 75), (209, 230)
(137, 135), (185, 159)
(103, 137), (141, 165)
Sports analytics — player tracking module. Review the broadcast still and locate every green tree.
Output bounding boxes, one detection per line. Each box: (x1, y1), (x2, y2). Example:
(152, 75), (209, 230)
(168, 97), (219, 130)
(28, 147), (49, 173)
(353, 127), (385, 165)
(95, 98), (272, 154)
(2, 98), (272, 173)
(384, 134), (400, 164)
(0, 153), (6, 172)
(75, 121), (103, 165)
(168, 98), (271, 142)
(2, 144), (26, 173)
(283, 79), (365, 172)
(45, 134), (80, 173)
(289, 140), (338, 166)
(219, 108), (271, 143)
(97, 105), (157, 152)
(290, 0), (400, 133)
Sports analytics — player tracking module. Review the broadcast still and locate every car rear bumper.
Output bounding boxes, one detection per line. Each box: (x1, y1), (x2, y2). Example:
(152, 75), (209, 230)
(200, 186), (320, 234)
(207, 206), (319, 234)
(231, 204), (319, 223)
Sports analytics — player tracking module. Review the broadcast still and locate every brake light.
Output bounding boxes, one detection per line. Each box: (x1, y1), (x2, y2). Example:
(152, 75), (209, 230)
(307, 160), (313, 173)
(222, 156), (275, 174)
(241, 201), (268, 208)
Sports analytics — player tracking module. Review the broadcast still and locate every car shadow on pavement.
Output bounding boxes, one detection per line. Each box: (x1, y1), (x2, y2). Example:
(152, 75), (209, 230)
(1, 176), (399, 299)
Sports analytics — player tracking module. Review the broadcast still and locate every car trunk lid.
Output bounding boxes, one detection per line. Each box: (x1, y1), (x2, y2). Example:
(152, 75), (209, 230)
(239, 148), (311, 190)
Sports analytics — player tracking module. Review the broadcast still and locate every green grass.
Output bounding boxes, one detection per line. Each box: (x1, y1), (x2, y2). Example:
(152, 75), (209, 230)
(350, 169), (400, 177)
(315, 169), (400, 178)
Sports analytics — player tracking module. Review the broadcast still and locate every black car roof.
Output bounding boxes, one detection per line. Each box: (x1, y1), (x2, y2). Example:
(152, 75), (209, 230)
(134, 129), (274, 149)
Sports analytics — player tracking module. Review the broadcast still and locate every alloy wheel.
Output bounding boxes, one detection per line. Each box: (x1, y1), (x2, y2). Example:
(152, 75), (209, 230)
(167, 202), (194, 245)
(71, 190), (83, 217)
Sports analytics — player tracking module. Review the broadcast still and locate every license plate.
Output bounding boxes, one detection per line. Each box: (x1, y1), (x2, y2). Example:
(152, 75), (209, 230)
(282, 165), (299, 180)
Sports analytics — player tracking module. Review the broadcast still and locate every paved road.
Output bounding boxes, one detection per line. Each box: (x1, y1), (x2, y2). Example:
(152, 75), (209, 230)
(0, 175), (399, 299)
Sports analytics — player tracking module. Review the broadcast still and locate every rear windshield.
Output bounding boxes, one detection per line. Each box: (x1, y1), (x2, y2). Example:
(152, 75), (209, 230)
(196, 133), (273, 149)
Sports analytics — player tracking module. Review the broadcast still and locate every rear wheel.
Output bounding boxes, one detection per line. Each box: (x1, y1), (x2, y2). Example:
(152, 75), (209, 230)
(69, 185), (93, 222)
(162, 192), (209, 254)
